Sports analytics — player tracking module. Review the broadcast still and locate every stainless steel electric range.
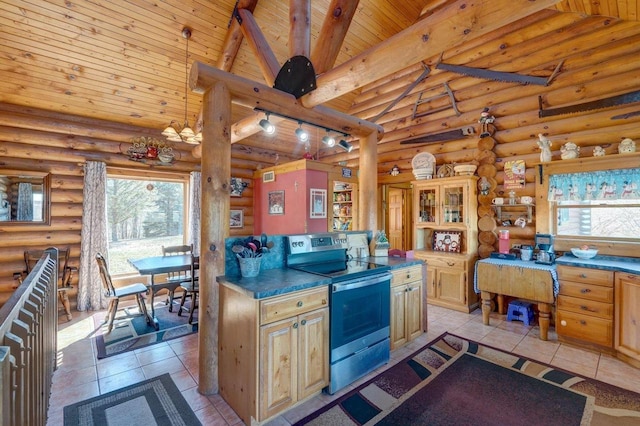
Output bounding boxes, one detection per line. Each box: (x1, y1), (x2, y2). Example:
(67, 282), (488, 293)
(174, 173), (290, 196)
(285, 232), (392, 394)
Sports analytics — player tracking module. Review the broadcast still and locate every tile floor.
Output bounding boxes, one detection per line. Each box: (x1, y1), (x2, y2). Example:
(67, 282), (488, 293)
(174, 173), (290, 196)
(47, 303), (640, 425)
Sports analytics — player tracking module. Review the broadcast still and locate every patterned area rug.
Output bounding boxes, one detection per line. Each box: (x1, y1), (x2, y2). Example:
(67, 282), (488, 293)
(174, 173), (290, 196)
(94, 304), (197, 359)
(63, 373), (201, 425)
(295, 333), (640, 425)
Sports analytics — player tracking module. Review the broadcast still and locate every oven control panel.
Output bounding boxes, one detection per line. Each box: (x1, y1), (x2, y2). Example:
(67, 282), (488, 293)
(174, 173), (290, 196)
(286, 233), (348, 254)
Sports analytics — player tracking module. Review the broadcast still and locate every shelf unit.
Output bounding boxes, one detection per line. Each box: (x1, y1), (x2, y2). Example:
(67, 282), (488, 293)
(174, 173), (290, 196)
(492, 204), (535, 226)
(332, 181), (357, 231)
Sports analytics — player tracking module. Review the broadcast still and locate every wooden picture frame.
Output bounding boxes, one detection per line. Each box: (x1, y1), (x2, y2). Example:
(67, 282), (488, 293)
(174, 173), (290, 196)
(230, 209), (243, 228)
(268, 190), (285, 215)
(262, 171), (275, 183)
(433, 230), (462, 252)
(310, 189), (327, 218)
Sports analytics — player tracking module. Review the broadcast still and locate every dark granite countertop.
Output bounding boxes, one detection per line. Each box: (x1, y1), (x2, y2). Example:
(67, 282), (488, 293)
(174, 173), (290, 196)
(218, 257), (424, 299)
(556, 254), (640, 275)
(217, 268), (331, 299)
(367, 256), (425, 269)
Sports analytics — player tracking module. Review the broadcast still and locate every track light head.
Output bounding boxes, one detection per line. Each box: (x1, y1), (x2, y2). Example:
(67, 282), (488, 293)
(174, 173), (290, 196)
(322, 134), (336, 147)
(259, 118), (275, 135)
(295, 124), (309, 142)
(338, 139), (353, 152)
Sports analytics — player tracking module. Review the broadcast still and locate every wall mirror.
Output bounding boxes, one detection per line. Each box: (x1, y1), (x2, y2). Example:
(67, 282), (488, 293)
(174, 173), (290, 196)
(0, 170), (51, 225)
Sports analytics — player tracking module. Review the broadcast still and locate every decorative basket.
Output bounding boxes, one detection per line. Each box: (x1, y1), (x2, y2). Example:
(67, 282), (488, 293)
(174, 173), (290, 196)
(238, 256), (262, 278)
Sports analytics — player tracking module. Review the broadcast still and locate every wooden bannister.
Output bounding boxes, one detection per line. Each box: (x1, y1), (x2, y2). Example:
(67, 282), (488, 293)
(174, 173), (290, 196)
(0, 248), (58, 426)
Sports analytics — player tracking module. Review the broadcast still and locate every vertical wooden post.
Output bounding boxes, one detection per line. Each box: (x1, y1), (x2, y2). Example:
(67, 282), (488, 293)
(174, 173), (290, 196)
(358, 132), (378, 231)
(198, 81), (231, 395)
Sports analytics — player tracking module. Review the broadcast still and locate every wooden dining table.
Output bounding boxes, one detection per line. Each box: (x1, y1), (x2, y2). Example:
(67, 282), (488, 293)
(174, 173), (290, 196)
(128, 254), (192, 330)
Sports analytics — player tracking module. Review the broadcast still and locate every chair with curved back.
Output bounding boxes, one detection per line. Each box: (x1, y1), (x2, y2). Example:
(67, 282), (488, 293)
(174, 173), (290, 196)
(23, 247), (77, 321)
(177, 253), (199, 324)
(95, 252), (150, 333)
(160, 244), (193, 311)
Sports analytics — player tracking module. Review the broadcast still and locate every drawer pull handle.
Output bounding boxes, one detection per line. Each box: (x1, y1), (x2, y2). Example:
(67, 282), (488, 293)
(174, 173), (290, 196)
(407, 274), (411, 279)
(580, 274), (587, 278)
(447, 261), (455, 266)
(297, 301), (303, 307)
(580, 288), (591, 294)
(580, 305), (593, 312)
(300, 319), (307, 326)
(580, 320), (586, 325)
(293, 322), (298, 329)
(322, 299), (327, 305)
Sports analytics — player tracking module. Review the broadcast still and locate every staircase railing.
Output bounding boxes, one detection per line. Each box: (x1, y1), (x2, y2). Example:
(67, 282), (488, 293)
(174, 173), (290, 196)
(0, 247), (58, 426)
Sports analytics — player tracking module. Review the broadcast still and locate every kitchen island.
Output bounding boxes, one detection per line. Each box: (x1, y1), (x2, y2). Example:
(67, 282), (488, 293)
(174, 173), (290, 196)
(217, 256), (424, 425)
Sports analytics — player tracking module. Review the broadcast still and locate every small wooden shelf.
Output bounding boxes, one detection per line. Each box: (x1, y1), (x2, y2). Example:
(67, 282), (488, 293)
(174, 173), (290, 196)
(492, 204), (535, 224)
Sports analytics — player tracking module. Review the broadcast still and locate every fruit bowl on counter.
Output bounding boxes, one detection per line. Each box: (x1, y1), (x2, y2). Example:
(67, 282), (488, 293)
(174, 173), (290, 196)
(570, 247), (598, 259)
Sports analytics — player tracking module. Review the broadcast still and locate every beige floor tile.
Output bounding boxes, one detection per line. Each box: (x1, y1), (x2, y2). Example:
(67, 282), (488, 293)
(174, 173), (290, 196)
(596, 354), (640, 393)
(49, 380), (100, 407)
(141, 356), (188, 378)
(98, 368), (146, 394)
(553, 343), (600, 370)
(169, 369), (198, 391)
(96, 352), (141, 379)
(479, 328), (526, 352)
(135, 343), (178, 365)
(194, 404), (231, 425)
(181, 385), (215, 412)
(550, 355), (597, 378)
(512, 335), (560, 364)
(52, 364), (97, 388)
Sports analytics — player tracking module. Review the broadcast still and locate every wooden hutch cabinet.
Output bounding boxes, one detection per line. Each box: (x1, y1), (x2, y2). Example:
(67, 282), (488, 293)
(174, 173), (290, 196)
(412, 176), (479, 313)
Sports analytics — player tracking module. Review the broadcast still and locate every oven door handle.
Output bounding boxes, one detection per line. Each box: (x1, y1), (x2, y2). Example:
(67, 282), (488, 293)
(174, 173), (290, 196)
(332, 272), (392, 293)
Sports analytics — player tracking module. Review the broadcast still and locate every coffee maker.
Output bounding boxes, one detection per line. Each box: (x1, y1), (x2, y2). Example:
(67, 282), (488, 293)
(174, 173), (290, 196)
(535, 233), (555, 264)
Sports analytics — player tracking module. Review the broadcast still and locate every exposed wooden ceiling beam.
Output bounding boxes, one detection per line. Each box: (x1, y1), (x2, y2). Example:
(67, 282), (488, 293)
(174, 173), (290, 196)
(190, 62), (382, 137)
(300, 0), (561, 107)
(290, 0), (311, 58)
(217, 0), (259, 71)
(311, 0), (360, 74)
(237, 8), (280, 86)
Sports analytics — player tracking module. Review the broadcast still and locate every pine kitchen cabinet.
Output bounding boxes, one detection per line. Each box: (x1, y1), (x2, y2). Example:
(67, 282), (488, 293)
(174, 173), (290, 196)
(390, 264), (423, 350)
(219, 283), (329, 425)
(615, 272), (640, 368)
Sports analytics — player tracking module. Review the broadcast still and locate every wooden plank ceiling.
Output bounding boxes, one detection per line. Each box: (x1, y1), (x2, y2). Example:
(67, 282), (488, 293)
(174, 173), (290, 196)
(1, 0), (639, 169)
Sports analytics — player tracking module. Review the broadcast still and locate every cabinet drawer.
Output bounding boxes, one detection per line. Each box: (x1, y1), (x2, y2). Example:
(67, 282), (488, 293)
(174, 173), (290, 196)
(557, 295), (613, 319)
(557, 310), (613, 347)
(558, 281), (613, 303)
(260, 287), (329, 325)
(557, 266), (613, 287)
(392, 265), (423, 286)
(426, 257), (465, 270)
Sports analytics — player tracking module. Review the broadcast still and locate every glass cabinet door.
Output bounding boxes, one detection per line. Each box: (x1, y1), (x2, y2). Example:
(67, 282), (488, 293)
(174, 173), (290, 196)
(417, 187), (438, 225)
(441, 184), (465, 225)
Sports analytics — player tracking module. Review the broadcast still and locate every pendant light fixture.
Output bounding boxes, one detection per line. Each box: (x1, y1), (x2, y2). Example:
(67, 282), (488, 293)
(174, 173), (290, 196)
(162, 27), (202, 144)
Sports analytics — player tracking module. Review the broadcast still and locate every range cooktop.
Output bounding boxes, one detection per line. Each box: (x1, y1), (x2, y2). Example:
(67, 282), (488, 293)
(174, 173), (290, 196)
(290, 259), (390, 282)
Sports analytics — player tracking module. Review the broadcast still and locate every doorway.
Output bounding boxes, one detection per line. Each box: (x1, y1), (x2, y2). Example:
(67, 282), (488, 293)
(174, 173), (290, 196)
(385, 185), (412, 251)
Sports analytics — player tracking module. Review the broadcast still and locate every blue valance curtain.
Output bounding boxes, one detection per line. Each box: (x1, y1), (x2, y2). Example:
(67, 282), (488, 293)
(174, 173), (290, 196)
(548, 168), (640, 201)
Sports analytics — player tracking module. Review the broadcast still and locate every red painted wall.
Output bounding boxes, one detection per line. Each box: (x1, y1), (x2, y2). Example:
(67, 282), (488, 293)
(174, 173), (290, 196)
(254, 168), (328, 235)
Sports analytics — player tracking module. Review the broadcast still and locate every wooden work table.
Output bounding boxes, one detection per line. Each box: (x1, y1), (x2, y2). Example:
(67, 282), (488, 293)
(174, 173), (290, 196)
(475, 258), (558, 340)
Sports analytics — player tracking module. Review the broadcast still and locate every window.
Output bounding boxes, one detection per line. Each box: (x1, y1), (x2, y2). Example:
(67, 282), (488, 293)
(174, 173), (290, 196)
(549, 168), (640, 241)
(106, 176), (188, 275)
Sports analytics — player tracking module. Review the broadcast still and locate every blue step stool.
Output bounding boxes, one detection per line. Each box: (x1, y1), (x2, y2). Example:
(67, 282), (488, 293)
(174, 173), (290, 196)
(506, 300), (535, 326)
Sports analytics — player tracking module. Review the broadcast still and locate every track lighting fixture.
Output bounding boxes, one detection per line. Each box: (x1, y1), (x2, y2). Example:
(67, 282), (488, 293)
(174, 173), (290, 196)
(295, 123), (309, 142)
(259, 113), (275, 135)
(322, 132), (336, 147)
(338, 139), (353, 152)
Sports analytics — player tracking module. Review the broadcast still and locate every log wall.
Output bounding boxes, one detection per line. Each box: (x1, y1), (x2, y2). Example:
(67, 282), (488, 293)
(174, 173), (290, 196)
(0, 103), (263, 307)
(333, 10), (640, 250)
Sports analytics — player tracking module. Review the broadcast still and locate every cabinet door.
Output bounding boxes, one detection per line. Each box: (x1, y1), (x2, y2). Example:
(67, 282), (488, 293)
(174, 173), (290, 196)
(615, 273), (640, 360)
(406, 281), (423, 341)
(415, 185), (439, 225)
(390, 284), (408, 350)
(260, 317), (297, 420)
(298, 308), (330, 400)
(440, 183), (466, 225)
(435, 268), (466, 305)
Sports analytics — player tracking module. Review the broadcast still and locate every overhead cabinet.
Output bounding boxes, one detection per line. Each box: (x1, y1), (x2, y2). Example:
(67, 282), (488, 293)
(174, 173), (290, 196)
(412, 176), (479, 313)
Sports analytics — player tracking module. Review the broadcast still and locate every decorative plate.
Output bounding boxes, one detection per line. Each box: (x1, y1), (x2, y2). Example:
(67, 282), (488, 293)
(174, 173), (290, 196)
(411, 152), (436, 170)
(437, 163), (455, 178)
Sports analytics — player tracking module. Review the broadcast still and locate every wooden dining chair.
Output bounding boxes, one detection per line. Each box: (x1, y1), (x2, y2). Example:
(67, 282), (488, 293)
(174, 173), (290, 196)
(23, 247), (77, 321)
(177, 254), (199, 324)
(160, 244), (193, 311)
(95, 252), (150, 333)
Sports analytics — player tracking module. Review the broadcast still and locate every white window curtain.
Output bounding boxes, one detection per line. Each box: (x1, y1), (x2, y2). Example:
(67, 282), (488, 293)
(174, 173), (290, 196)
(187, 171), (201, 256)
(78, 161), (109, 311)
